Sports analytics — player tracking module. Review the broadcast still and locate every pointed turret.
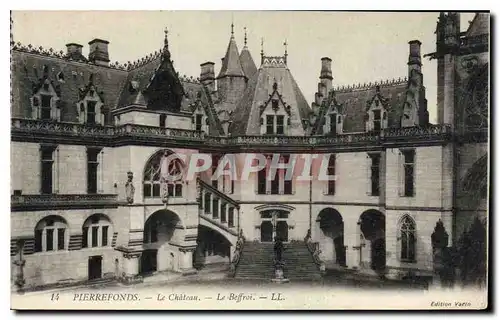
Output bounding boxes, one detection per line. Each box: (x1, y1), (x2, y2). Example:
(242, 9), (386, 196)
(216, 23), (248, 115)
(239, 27), (258, 79)
(217, 23), (245, 78)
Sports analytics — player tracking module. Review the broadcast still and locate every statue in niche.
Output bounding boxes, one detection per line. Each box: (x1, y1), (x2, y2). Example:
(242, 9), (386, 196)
(125, 171), (135, 204)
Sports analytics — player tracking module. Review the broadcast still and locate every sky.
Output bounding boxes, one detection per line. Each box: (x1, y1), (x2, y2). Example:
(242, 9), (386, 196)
(12, 11), (476, 124)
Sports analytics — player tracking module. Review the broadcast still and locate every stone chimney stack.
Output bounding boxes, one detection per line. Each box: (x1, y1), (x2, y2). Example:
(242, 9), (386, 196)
(88, 39), (110, 67)
(66, 43), (83, 55)
(200, 61), (216, 93)
(320, 57), (333, 93)
(408, 40), (422, 76)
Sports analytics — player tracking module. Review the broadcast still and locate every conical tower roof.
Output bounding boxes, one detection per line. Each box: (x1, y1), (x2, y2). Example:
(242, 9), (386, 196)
(217, 24), (245, 78)
(239, 27), (258, 79)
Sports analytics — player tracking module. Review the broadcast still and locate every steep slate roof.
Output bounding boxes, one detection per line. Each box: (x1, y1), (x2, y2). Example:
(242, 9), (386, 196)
(332, 79), (408, 133)
(217, 32), (245, 79)
(11, 49), (128, 122)
(239, 46), (257, 79)
(229, 56), (311, 136)
(465, 13), (490, 37)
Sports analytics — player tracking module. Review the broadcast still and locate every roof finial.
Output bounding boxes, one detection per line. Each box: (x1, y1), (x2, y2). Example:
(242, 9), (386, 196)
(164, 27), (169, 50)
(230, 18), (234, 39)
(261, 37), (264, 64)
(244, 27), (247, 47)
(283, 39), (288, 64)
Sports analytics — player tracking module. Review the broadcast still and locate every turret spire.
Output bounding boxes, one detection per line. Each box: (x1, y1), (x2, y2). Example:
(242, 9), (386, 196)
(244, 27), (248, 47)
(284, 39), (288, 64)
(231, 21), (234, 39)
(261, 37), (264, 64)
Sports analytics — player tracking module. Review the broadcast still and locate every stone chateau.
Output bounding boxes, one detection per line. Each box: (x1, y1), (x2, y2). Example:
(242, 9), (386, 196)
(10, 12), (488, 289)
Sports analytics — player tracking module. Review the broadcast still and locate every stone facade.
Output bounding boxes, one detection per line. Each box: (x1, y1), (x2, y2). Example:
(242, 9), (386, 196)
(10, 12), (488, 290)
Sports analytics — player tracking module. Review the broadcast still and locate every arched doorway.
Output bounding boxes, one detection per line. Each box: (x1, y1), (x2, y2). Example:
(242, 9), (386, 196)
(317, 208), (345, 266)
(193, 225), (231, 270)
(359, 209), (386, 273)
(259, 210), (289, 242)
(141, 209), (182, 275)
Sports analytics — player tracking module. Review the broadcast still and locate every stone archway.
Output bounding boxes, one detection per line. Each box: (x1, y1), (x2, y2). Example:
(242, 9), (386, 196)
(141, 209), (183, 275)
(359, 209), (386, 273)
(193, 225), (231, 270)
(317, 208), (345, 267)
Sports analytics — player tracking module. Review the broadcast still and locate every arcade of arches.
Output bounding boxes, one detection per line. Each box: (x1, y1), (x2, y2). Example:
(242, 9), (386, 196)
(316, 208), (386, 273)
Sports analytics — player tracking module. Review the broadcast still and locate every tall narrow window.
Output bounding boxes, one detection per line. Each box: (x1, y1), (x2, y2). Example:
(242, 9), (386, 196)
(257, 167), (267, 195)
(91, 226), (99, 247)
(35, 229), (43, 252)
(86, 101), (97, 125)
(330, 114), (337, 134)
(400, 216), (416, 262)
(82, 227), (89, 248)
(204, 192), (211, 214)
(40, 146), (55, 194)
(40, 95), (52, 120)
(283, 155), (292, 195)
(211, 154), (220, 189)
(87, 149), (100, 194)
(46, 229), (54, 251)
(270, 169), (279, 195)
(370, 153), (381, 196)
(276, 115), (285, 135)
(266, 115), (274, 134)
(221, 203), (227, 223)
(327, 154), (336, 195)
(159, 114), (166, 127)
(57, 228), (65, 250)
(403, 150), (415, 197)
(373, 110), (381, 132)
(228, 207), (234, 228)
(212, 198), (219, 219)
(195, 114), (203, 131)
(102, 226), (108, 246)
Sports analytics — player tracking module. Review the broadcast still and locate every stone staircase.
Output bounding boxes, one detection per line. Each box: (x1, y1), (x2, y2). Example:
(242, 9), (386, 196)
(233, 242), (321, 280)
(282, 242), (322, 280)
(234, 242), (275, 279)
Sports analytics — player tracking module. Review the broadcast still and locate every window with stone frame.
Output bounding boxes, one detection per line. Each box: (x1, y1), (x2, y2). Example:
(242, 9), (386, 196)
(369, 153), (381, 196)
(228, 207), (235, 227)
(400, 215), (416, 262)
(266, 115), (274, 134)
(402, 149), (415, 197)
(195, 114), (203, 131)
(143, 150), (183, 199)
(40, 94), (52, 120)
(327, 154), (336, 195)
(87, 148), (101, 194)
(257, 164), (267, 195)
(34, 216), (67, 253)
(40, 145), (56, 194)
(329, 113), (337, 134)
(81, 214), (112, 248)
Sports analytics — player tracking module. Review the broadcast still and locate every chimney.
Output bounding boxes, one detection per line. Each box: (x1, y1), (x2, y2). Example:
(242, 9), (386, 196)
(88, 39), (110, 67)
(66, 43), (83, 55)
(408, 40), (422, 75)
(200, 62), (216, 92)
(320, 57), (333, 93)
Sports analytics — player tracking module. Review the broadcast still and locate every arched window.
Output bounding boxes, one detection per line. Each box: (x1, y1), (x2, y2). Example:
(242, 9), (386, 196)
(400, 215), (416, 262)
(82, 214), (112, 248)
(143, 150), (184, 199)
(34, 216), (68, 252)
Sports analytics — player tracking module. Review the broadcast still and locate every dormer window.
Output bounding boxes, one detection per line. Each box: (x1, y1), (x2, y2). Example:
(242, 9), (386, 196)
(192, 110), (208, 133)
(330, 113), (337, 134)
(31, 81), (60, 121)
(78, 87), (104, 125)
(195, 114), (203, 131)
(276, 115), (285, 134)
(87, 101), (97, 124)
(365, 88), (389, 133)
(264, 115), (286, 135)
(41, 95), (52, 120)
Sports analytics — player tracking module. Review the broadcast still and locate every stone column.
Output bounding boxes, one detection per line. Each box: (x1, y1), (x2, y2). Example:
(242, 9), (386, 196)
(179, 247), (197, 275)
(121, 252), (143, 285)
(344, 219), (360, 270)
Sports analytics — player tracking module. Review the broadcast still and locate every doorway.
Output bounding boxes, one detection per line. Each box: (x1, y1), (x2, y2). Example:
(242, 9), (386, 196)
(140, 249), (158, 275)
(88, 256), (102, 281)
(260, 210), (290, 242)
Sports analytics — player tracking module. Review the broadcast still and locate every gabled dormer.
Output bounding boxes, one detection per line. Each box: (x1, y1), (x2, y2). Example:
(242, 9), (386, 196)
(321, 91), (344, 135)
(259, 82), (292, 135)
(365, 86), (389, 132)
(31, 65), (61, 121)
(77, 74), (105, 125)
(190, 98), (209, 133)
